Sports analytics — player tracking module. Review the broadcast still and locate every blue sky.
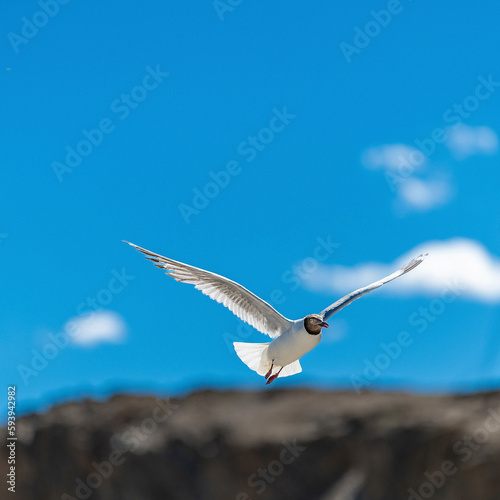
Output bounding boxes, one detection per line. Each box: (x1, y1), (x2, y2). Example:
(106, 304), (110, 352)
(2, 1), (500, 419)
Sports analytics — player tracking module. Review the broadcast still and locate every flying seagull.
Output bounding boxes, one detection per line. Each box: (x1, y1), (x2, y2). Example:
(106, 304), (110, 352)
(124, 241), (427, 384)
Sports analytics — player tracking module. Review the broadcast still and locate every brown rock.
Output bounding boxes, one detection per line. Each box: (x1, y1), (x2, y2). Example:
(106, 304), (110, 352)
(2, 389), (500, 500)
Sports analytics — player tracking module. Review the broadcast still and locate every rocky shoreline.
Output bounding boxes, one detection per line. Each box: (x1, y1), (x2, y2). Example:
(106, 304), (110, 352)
(2, 389), (500, 499)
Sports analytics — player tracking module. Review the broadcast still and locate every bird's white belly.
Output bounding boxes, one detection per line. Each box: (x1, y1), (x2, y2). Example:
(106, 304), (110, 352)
(267, 330), (321, 366)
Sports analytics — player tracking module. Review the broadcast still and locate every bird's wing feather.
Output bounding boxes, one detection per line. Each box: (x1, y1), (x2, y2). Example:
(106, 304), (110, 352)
(124, 241), (292, 338)
(319, 254), (428, 322)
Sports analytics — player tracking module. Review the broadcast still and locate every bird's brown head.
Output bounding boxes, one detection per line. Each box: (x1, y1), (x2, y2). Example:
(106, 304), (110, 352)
(304, 314), (329, 335)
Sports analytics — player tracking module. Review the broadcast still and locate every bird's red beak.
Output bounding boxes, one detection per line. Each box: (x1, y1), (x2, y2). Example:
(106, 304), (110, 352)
(320, 322), (329, 328)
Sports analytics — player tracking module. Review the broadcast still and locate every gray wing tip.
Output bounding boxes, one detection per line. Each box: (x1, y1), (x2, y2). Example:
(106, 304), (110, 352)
(415, 252), (429, 262)
(403, 252), (428, 273)
(124, 240), (174, 272)
(123, 240), (151, 255)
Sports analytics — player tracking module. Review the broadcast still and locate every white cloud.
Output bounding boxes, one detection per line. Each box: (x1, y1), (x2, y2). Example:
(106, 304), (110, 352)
(302, 238), (500, 303)
(361, 143), (453, 213)
(361, 126), (498, 216)
(361, 143), (427, 172)
(445, 125), (498, 159)
(396, 177), (453, 212)
(65, 310), (127, 346)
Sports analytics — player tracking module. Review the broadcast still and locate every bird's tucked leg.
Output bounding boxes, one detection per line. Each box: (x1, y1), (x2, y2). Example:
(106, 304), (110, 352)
(265, 361), (274, 380)
(266, 366), (283, 385)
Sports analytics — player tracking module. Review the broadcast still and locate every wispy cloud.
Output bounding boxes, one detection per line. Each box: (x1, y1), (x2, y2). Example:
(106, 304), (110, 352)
(66, 310), (127, 347)
(360, 142), (452, 214)
(361, 143), (427, 171)
(302, 238), (500, 303)
(445, 124), (498, 160)
(361, 125), (498, 215)
(396, 177), (454, 212)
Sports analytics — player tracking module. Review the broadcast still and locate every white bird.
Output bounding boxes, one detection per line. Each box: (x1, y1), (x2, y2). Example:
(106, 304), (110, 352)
(124, 241), (427, 384)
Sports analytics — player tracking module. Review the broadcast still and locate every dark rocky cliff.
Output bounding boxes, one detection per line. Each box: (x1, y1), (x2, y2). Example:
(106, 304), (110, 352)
(2, 389), (500, 500)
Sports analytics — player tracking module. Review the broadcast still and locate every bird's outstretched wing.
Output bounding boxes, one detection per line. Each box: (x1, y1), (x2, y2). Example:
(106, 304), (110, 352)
(124, 241), (293, 338)
(319, 254), (428, 322)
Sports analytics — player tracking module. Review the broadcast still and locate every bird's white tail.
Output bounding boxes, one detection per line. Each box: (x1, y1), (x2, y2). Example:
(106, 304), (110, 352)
(234, 342), (270, 376)
(278, 359), (302, 377)
(233, 342), (302, 379)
